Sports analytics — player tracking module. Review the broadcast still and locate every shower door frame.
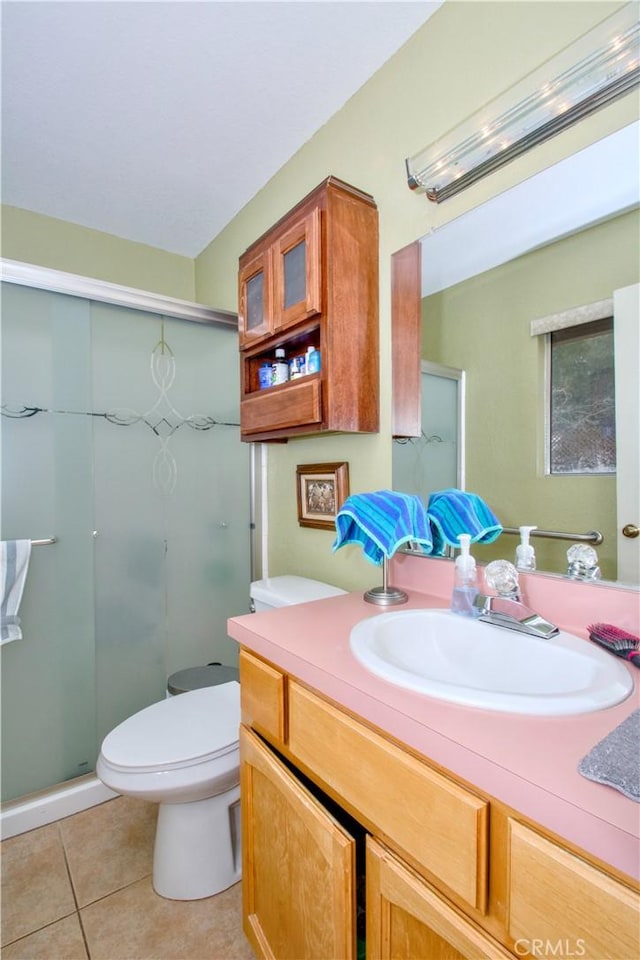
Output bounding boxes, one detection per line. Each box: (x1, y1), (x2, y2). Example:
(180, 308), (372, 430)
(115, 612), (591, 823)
(1, 258), (263, 834)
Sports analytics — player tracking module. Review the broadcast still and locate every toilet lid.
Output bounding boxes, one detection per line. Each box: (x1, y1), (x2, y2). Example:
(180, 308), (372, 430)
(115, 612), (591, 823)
(100, 682), (240, 773)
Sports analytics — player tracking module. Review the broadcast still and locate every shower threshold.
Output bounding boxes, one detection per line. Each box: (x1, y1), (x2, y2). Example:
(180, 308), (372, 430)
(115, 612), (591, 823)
(0, 773), (117, 839)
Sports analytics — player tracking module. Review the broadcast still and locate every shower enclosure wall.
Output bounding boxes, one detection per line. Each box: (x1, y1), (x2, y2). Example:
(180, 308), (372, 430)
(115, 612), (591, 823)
(1, 276), (250, 805)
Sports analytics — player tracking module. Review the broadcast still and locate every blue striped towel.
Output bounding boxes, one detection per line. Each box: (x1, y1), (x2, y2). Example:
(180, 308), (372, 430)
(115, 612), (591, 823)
(427, 489), (502, 554)
(333, 491), (433, 566)
(1, 540), (32, 645)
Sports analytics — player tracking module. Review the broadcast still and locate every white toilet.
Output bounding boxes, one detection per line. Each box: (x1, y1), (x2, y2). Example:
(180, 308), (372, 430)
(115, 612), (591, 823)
(96, 575), (346, 901)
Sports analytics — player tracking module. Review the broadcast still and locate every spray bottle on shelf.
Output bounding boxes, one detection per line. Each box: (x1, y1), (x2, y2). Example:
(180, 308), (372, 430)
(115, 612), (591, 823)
(450, 533), (479, 618)
(515, 525), (537, 572)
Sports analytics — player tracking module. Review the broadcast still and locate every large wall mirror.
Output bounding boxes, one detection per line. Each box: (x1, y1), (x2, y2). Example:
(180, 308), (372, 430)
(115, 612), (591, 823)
(392, 122), (640, 587)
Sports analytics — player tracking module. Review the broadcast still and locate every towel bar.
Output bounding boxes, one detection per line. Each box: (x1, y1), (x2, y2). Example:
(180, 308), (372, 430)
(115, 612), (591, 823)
(501, 527), (603, 545)
(30, 537), (57, 546)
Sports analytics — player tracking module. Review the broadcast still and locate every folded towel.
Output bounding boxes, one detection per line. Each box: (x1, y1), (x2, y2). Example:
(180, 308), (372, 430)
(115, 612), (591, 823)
(1, 540), (32, 645)
(427, 488), (502, 555)
(578, 709), (640, 802)
(333, 491), (433, 566)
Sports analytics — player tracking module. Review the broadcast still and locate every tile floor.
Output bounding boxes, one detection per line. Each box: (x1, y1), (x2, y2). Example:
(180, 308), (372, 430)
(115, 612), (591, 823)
(1, 795), (255, 960)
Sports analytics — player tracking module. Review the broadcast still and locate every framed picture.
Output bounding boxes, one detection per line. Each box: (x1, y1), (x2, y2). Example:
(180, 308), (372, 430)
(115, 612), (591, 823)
(296, 461), (349, 530)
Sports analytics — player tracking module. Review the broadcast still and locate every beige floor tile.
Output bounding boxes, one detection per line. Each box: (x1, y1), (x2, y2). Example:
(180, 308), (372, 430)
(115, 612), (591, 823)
(59, 795), (156, 906)
(1, 913), (88, 960)
(0, 823), (76, 946)
(81, 877), (255, 960)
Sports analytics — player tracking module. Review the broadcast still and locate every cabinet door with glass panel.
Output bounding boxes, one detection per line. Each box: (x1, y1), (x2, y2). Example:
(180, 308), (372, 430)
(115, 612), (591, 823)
(238, 248), (273, 345)
(238, 208), (321, 348)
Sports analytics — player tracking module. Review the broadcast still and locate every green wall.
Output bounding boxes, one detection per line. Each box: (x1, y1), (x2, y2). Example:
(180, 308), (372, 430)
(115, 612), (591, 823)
(1, 205), (195, 300)
(423, 209), (640, 580)
(3, 2), (636, 589)
(195, 0), (637, 590)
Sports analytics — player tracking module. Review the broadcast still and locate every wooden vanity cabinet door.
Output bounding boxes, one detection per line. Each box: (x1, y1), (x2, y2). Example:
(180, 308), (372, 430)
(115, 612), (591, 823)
(508, 819), (640, 959)
(240, 725), (356, 960)
(367, 838), (512, 960)
(288, 682), (488, 913)
(238, 649), (286, 746)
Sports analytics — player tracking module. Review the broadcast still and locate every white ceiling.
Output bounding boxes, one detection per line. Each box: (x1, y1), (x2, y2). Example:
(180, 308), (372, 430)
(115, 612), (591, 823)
(1, 0), (440, 258)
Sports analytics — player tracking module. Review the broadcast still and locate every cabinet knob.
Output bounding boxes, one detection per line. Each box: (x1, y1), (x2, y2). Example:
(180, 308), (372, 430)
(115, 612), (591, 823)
(622, 523), (639, 539)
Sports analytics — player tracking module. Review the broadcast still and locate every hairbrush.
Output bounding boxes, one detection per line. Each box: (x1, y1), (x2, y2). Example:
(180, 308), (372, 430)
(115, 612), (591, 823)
(588, 622), (640, 668)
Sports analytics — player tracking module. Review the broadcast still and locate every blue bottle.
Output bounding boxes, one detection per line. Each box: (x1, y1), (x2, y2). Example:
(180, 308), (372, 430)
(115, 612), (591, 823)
(306, 346), (321, 374)
(258, 362), (272, 389)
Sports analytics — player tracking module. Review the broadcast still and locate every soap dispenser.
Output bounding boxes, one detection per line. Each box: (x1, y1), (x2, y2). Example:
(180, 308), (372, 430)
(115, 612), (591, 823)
(450, 533), (479, 617)
(515, 525), (537, 572)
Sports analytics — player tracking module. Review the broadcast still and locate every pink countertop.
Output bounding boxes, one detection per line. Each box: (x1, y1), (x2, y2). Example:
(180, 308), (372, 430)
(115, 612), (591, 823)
(228, 560), (640, 883)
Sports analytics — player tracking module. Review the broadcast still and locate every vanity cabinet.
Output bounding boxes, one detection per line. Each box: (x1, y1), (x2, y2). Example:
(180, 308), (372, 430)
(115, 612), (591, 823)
(238, 176), (379, 442)
(238, 649), (640, 960)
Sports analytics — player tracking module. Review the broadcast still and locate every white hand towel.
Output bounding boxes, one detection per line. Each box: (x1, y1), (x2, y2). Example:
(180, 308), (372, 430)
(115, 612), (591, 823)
(1, 540), (32, 644)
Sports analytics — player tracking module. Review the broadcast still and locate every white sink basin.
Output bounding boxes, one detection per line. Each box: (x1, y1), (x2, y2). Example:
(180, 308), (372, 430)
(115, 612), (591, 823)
(349, 609), (633, 715)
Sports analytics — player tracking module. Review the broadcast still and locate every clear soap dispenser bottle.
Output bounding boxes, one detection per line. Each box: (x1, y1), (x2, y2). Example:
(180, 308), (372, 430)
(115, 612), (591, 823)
(450, 533), (479, 617)
(515, 525), (537, 572)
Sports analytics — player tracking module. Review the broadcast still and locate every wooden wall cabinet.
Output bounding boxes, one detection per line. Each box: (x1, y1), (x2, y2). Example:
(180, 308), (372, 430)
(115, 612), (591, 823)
(238, 649), (640, 960)
(391, 241), (422, 439)
(238, 177), (379, 442)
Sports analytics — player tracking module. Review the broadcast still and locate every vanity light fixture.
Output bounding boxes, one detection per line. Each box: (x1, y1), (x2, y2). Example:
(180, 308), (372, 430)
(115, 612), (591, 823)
(406, 3), (640, 202)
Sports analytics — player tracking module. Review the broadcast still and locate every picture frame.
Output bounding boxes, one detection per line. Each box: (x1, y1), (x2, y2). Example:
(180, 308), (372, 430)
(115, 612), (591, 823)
(296, 461), (349, 530)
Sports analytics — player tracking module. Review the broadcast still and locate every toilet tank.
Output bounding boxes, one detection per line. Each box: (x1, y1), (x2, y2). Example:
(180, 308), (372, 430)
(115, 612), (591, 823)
(250, 575), (347, 611)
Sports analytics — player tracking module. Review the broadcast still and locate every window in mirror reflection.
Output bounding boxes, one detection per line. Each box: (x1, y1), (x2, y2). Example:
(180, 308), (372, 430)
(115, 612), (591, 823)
(548, 317), (615, 475)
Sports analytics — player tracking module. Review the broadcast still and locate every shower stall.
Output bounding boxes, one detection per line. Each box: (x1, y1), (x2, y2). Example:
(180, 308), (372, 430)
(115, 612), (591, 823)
(0, 272), (251, 811)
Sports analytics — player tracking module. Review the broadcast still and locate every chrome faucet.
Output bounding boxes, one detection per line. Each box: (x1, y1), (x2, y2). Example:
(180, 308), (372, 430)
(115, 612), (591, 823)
(474, 560), (559, 639)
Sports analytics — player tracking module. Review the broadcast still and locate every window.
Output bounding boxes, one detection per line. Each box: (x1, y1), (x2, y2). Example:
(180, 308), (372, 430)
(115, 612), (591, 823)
(548, 317), (615, 475)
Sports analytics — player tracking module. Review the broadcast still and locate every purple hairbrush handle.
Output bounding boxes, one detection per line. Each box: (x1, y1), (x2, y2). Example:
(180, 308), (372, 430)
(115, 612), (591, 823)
(626, 651), (640, 668)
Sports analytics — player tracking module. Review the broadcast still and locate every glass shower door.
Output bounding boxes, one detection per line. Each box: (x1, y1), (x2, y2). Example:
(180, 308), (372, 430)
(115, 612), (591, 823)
(1, 284), (97, 800)
(89, 302), (250, 744)
(1, 283), (249, 803)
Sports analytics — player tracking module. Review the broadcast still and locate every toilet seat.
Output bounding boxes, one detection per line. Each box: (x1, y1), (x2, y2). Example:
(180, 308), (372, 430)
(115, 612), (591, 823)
(100, 681), (240, 774)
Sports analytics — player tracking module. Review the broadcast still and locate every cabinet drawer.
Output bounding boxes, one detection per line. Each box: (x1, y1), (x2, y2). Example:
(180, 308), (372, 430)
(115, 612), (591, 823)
(508, 819), (640, 959)
(241, 377), (322, 435)
(239, 650), (286, 745)
(288, 682), (488, 913)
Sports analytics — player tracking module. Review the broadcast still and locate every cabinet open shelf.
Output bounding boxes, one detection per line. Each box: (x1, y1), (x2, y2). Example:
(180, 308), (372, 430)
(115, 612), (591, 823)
(242, 322), (322, 396)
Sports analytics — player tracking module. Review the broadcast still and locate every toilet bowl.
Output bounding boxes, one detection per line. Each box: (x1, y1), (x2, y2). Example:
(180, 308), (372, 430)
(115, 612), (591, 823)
(97, 575), (347, 901)
(97, 682), (240, 901)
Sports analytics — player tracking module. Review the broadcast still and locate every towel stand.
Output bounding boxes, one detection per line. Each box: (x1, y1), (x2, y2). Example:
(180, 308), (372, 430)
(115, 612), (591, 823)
(364, 556), (408, 606)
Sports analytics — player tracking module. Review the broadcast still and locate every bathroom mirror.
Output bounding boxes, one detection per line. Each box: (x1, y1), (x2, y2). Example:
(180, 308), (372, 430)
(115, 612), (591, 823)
(392, 123), (640, 586)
